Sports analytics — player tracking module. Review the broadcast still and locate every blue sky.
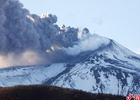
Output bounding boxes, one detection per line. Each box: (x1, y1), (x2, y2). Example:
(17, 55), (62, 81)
(19, 0), (140, 54)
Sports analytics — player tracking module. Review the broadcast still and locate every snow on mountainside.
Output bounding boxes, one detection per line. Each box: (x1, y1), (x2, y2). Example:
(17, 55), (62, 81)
(0, 37), (140, 96)
(0, 0), (140, 97)
(0, 63), (66, 86)
(45, 39), (140, 96)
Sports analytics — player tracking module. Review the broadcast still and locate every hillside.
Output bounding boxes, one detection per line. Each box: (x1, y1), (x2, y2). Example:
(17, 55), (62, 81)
(0, 85), (126, 100)
(0, 39), (140, 95)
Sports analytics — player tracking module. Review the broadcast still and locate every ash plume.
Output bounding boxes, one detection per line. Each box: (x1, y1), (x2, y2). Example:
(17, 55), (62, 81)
(0, 0), (90, 68)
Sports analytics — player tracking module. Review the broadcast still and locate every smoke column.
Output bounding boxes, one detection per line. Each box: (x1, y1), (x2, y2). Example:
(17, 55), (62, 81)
(0, 0), (90, 68)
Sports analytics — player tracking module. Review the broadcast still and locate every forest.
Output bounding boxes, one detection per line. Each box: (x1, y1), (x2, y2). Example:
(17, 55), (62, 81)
(0, 85), (126, 100)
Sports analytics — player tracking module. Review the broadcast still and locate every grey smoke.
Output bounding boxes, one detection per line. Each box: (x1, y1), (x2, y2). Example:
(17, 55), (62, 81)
(0, 0), (90, 67)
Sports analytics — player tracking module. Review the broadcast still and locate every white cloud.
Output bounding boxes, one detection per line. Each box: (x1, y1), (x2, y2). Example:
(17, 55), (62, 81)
(63, 34), (110, 55)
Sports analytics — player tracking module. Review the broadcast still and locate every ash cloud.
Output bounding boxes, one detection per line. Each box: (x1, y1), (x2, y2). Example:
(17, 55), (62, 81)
(0, 0), (90, 68)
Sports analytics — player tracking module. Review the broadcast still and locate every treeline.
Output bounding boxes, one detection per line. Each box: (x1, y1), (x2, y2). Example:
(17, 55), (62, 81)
(0, 85), (126, 100)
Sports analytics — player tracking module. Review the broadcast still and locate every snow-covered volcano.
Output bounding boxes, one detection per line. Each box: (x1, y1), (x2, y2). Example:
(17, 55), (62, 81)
(44, 38), (140, 96)
(0, 35), (140, 96)
(0, 0), (140, 96)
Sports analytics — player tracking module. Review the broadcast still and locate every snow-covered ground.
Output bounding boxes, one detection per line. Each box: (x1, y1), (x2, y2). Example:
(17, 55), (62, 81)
(0, 38), (140, 96)
(0, 63), (66, 87)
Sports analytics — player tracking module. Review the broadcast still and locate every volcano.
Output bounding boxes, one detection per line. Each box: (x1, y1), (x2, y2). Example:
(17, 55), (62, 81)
(0, 36), (140, 96)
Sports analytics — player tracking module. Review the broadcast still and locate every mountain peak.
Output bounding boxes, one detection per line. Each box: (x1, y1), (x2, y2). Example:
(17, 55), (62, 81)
(0, 36), (140, 96)
(0, 0), (140, 96)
